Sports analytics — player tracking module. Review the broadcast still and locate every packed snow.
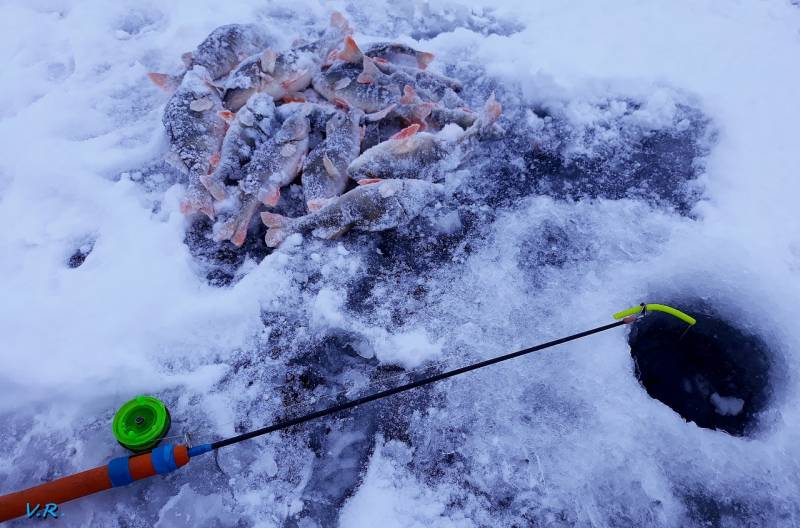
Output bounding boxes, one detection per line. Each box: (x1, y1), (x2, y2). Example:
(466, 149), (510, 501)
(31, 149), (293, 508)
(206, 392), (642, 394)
(1, 0), (799, 526)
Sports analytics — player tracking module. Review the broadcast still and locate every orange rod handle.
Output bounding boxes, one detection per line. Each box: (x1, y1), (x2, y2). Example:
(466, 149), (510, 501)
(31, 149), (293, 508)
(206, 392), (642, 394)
(0, 444), (190, 522)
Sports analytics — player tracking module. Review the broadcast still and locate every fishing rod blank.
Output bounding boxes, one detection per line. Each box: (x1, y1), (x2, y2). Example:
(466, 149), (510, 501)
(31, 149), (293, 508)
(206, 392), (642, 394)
(0, 303), (694, 522)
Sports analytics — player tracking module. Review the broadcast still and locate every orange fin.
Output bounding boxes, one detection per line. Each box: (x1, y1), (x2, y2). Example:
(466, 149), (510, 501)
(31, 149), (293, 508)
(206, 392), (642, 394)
(218, 110), (236, 123)
(180, 193), (215, 220)
(264, 228), (290, 247)
(339, 36), (362, 63)
(330, 11), (352, 33)
(306, 198), (334, 212)
(400, 85), (418, 104)
(200, 173), (227, 201)
(357, 56), (381, 84)
(414, 102), (434, 120)
(483, 92), (502, 123)
(357, 178), (383, 185)
(364, 103), (397, 122)
(258, 187), (281, 207)
(391, 123), (420, 140)
(212, 218), (236, 242)
(147, 72), (180, 93)
(259, 49), (277, 74)
(417, 52), (435, 69)
(260, 211), (290, 227)
(231, 223), (249, 247)
(323, 49), (339, 67)
(281, 94), (306, 103)
(280, 70), (310, 91)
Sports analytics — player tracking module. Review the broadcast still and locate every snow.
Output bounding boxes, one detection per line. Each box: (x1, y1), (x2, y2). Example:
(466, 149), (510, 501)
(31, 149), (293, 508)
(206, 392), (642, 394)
(710, 393), (745, 417)
(1, 0), (800, 526)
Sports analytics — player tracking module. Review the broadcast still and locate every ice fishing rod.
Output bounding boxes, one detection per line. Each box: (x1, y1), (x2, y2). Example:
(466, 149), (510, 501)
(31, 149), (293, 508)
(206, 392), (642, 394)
(0, 303), (694, 522)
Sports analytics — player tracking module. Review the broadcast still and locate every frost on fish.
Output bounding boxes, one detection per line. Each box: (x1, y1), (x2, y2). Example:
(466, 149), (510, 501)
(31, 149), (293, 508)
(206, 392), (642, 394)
(215, 107), (310, 246)
(330, 36), (469, 133)
(161, 66), (227, 218)
(221, 13), (352, 110)
(203, 93), (277, 200)
(186, 23), (274, 80)
(312, 59), (401, 113)
(363, 41), (436, 70)
(261, 178), (444, 247)
(301, 108), (364, 211)
(348, 95), (500, 182)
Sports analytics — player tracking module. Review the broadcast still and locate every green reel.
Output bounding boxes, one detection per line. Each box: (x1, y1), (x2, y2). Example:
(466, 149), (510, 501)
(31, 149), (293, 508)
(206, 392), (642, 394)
(112, 396), (171, 452)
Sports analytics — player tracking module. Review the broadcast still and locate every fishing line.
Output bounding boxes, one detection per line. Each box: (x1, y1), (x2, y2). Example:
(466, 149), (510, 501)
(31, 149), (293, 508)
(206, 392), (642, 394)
(0, 303), (695, 522)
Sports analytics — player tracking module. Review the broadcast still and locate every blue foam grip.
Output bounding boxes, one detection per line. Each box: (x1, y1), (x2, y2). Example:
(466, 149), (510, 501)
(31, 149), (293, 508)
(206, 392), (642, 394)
(188, 444), (213, 458)
(108, 456), (134, 487)
(150, 445), (177, 475)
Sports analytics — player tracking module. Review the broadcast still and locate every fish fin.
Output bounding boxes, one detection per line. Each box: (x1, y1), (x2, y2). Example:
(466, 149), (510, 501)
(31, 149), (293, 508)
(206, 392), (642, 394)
(400, 85), (418, 104)
(200, 173), (227, 201)
(180, 188), (215, 220)
(212, 217), (237, 242)
(417, 52), (435, 69)
(466, 92), (502, 136)
(218, 110), (236, 123)
(334, 97), (350, 109)
(181, 52), (194, 68)
(330, 11), (352, 33)
(189, 97), (214, 111)
(262, 212), (295, 247)
(357, 178), (383, 185)
(391, 123), (420, 140)
(339, 36), (362, 63)
(281, 70), (310, 91)
(357, 56), (380, 84)
(334, 77), (352, 90)
(264, 228), (290, 247)
(258, 186), (281, 206)
(482, 92), (502, 123)
(312, 224), (352, 240)
(225, 199), (264, 246)
(364, 103), (397, 122)
(147, 72), (180, 93)
(260, 211), (290, 228)
(323, 49), (339, 67)
(306, 198), (334, 212)
(411, 103), (435, 120)
(230, 221), (250, 247)
(281, 94), (306, 103)
(322, 155), (342, 178)
(259, 49), (277, 74)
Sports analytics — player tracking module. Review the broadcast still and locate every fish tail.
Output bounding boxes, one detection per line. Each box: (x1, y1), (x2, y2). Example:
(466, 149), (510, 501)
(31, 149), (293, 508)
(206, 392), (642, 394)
(230, 199), (262, 247)
(147, 72), (181, 93)
(417, 52), (435, 69)
(339, 36), (362, 63)
(180, 175), (216, 219)
(261, 212), (295, 247)
(330, 11), (352, 33)
(464, 93), (502, 138)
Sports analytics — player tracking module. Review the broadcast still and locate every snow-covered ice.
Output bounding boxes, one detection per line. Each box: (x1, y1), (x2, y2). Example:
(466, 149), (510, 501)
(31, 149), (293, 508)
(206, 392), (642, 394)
(1, 0), (799, 526)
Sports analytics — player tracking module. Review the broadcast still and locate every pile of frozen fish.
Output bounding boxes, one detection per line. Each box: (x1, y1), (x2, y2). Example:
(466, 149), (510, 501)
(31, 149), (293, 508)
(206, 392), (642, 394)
(149, 12), (501, 247)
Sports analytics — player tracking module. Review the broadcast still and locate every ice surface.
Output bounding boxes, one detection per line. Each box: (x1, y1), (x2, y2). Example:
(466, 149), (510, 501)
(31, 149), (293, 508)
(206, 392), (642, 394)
(1, 0), (800, 526)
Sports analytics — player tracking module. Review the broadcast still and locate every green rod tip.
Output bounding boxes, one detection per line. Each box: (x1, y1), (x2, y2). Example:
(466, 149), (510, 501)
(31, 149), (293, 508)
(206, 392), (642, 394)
(613, 303), (696, 326)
